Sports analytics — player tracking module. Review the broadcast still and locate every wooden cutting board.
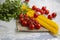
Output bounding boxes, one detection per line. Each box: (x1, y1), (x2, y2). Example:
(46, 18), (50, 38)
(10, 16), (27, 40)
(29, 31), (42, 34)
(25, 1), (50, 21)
(16, 20), (49, 32)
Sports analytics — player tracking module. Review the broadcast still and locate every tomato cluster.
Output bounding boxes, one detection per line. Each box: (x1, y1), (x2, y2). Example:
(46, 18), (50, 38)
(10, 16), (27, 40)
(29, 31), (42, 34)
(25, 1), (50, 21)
(19, 5), (57, 30)
(48, 12), (57, 20)
(32, 6), (57, 19)
(19, 14), (41, 30)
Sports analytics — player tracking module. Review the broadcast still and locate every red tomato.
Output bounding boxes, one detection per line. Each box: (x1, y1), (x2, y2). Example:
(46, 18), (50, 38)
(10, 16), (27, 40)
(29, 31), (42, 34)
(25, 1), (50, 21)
(42, 6), (46, 11)
(39, 9), (44, 14)
(19, 13), (24, 18)
(24, 14), (28, 18)
(21, 20), (27, 26)
(34, 12), (39, 18)
(20, 18), (24, 23)
(25, 17), (29, 21)
(32, 19), (38, 24)
(30, 17), (35, 21)
(36, 8), (40, 12)
(27, 20), (33, 25)
(29, 24), (34, 30)
(45, 10), (49, 15)
(25, 0), (29, 2)
(24, 14), (29, 20)
(52, 12), (57, 18)
(32, 5), (37, 10)
(48, 15), (52, 20)
(35, 24), (41, 29)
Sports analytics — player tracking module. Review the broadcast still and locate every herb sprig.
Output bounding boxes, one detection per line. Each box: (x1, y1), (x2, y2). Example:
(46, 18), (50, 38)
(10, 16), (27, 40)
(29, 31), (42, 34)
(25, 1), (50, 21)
(0, 0), (21, 21)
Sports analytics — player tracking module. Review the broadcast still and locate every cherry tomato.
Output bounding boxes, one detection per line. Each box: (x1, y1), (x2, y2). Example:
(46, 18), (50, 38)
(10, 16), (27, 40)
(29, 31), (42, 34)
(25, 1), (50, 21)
(42, 6), (46, 11)
(45, 10), (49, 15)
(25, 0), (29, 2)
(19, 13), (24, 18)
(36, 8), (40, 12)
(27, 20), (33, 25)
(34, 20), (39, 24)
(19, 18), (24, 23)
(39, 9), (44, 14)
(35, 24), (41, 29)
(25, 17), (29, 21)
(24, 14), (28, 18)
(52, 12), (57, 18)
(21, 20), (27, 26)
(34, 12), (39, 18)
(29, 24), (34, 30)
(32, 5), (37, 10)
(48, 15), (52, 20)
(30, 17), (35, 21)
